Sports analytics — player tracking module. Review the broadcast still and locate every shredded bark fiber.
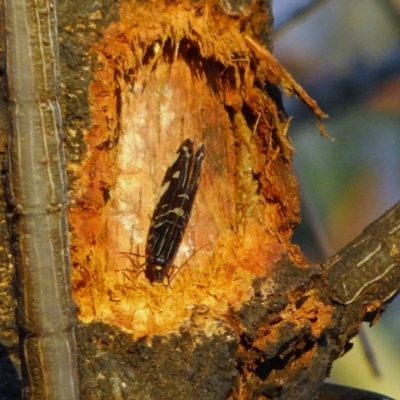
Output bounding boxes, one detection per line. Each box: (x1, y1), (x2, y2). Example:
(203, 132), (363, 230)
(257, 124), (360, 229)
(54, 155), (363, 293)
(68, 0), (326, 345)
(65, 3), (334, 398)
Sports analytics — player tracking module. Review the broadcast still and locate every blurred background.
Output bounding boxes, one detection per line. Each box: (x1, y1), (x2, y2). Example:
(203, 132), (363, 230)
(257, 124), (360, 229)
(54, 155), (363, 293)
(272, 0), (400, 398)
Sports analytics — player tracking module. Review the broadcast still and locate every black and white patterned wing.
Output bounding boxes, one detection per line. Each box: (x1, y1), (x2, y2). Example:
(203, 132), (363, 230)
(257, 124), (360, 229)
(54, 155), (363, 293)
(146, 138), (205, 282)
(160, 141), (205, 263)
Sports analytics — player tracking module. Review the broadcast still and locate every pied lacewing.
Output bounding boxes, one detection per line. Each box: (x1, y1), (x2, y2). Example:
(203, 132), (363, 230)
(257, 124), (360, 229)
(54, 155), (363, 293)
(145, 138), (205, 283)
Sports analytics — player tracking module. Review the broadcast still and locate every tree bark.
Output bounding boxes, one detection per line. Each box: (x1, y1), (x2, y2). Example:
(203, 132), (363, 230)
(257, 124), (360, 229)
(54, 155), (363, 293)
(4, 0), (78, 398)
(0, 1), (399, 399)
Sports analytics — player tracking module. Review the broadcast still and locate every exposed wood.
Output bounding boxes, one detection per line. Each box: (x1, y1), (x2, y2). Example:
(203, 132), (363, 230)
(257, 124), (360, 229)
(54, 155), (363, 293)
(67, 0), (306, 338)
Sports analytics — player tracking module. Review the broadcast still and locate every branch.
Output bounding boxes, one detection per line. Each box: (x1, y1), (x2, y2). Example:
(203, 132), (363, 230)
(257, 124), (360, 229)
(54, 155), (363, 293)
(273, 0), (332, 35)
(4, 0), (79, 398)
(319, 382), (396, 400)
(321, 200), (400, 307)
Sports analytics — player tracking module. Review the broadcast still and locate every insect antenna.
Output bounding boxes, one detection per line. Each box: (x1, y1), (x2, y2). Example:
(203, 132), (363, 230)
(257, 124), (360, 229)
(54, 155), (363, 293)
(166, 241), (213, 288)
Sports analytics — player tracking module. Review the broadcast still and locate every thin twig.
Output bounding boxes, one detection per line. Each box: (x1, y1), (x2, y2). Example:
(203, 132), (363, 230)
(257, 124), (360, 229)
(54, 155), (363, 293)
(274, 0), (332, 35)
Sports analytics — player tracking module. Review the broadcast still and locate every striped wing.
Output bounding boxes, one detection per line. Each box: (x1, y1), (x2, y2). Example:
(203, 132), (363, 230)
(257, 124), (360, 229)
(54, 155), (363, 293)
(146, 138), (205, 272)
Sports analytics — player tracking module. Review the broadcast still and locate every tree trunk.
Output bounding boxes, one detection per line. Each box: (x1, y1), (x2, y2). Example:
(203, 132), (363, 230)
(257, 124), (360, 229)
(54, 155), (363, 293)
(0, 1), (399, 399)
(4, 0), (79, 397)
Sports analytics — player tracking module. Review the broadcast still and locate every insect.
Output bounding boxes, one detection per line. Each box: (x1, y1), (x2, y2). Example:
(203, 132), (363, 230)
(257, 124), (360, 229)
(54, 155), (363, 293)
(145, 138), (205, 283)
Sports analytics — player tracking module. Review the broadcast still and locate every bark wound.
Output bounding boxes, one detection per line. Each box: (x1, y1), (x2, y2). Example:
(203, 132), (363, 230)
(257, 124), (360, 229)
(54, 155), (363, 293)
(68, 0), (302, 329)
(67, 1), (335, 398)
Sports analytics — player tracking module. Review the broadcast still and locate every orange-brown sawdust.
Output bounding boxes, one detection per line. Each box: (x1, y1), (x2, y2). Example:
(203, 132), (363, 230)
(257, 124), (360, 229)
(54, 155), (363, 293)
(68, 0), (325, 340)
